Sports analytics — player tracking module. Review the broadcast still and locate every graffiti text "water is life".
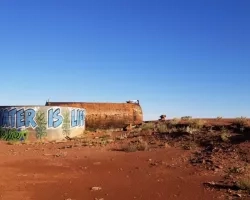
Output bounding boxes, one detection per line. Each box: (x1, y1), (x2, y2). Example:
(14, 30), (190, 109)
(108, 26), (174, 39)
(0, 108), (85, 129)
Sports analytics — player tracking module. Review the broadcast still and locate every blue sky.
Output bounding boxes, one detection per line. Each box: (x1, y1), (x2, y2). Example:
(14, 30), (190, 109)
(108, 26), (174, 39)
(0, 0), (249, 120)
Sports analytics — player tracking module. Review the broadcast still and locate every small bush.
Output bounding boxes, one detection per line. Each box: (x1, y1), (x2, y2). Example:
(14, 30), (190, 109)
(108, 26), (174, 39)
(141, 122), (155, 130)
(181, 116), (192, 120)
(137, 141), (149, 151)
(219, 126), (230, 142)
(216, 116), (223, 120)
(233, 117), (249, 128)
(156, 123), (169, 133)
(220, 132), (230, 142)
(123, 144), (138, 152)
(168, 118), (180, 126)
(122, 140), (148, 152)
(187, 119), (205, 129)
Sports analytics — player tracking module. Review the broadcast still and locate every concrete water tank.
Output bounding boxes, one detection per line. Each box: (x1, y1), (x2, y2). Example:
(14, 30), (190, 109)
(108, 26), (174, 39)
(45, 101), (143, 130)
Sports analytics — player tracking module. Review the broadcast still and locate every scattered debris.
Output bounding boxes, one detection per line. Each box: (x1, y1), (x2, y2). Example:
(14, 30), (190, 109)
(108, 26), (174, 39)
(91, 187), (102, 191)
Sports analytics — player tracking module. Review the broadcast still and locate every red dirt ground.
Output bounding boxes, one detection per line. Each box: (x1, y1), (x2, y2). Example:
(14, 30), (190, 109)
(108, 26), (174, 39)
(0, 140), (224, 200)
(1, 118), (250, 200)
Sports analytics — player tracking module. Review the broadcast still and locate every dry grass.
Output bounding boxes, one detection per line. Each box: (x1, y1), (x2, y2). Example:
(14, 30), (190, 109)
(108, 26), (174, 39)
(236, 177), (250, 191)
(233, 117), (249, 127)
(122, 139), (149, 152)
(141, 122), (155, 130)
(220, 132), (230, 142)
(187, 119), (206, 129)
(155, 119), (206, 134)
(136, 140), (149, 151)
(122, 144), (138, 152)
(220, 127), (230, 142)
(168, 118), (180, 126)
(156, 123), (169, 133)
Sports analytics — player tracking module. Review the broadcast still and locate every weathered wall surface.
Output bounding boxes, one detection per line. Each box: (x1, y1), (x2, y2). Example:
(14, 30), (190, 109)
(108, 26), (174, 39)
(0, 106), (85, 142)
(45, 102), (143, 129)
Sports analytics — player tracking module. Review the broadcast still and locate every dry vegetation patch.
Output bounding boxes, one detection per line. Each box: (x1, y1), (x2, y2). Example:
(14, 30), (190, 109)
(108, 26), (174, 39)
(121, 139), (149, 152)
(237, 177), (250, 192)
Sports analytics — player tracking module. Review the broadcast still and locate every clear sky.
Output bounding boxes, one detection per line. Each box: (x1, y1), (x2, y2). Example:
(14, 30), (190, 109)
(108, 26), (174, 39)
(0, 0), (249, 120)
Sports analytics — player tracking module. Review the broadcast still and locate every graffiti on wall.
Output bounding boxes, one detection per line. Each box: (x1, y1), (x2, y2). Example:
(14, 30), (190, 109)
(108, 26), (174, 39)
(0, 107), (85, 141)
(0, 108), (37, 129)
(0, 108), (85, 129)
(0, 127), (28, 141)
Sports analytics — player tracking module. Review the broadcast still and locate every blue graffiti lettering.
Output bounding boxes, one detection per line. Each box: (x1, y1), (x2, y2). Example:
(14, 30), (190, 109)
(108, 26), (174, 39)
(0, 108), (37, 129)
(16, 109), (25, 128)
(71, 109), (84, 127)
(71, 109), (77, 127)
(79, 110), (84, 126)
(0, 109), (3, 126)
(0, 107), (85, 131)
(25, 109), (37, 128)
(3, 109), (10, 127)
(48, 108), (63, 128)
(9, 108), (17, 128)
